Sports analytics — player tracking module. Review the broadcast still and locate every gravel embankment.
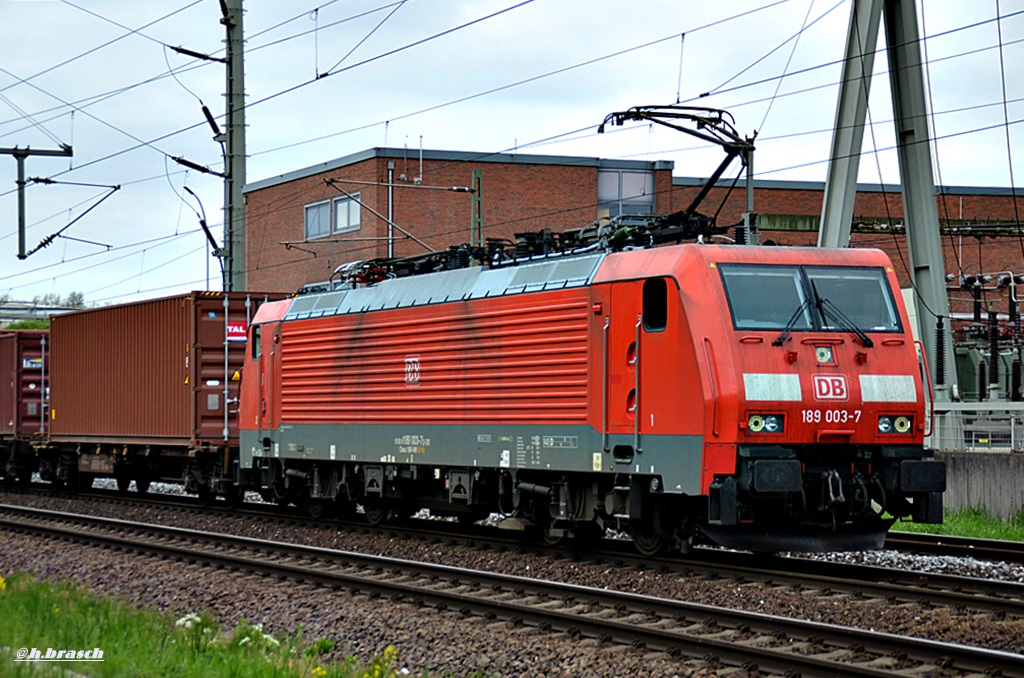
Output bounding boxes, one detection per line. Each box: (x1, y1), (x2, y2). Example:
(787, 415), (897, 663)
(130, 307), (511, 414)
(2, 486), (1023, 675)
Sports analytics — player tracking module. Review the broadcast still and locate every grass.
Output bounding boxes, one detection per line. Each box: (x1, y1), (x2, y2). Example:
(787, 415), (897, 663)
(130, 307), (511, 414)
(891, 505), (1024, 541)
(0, 572), (414, 677)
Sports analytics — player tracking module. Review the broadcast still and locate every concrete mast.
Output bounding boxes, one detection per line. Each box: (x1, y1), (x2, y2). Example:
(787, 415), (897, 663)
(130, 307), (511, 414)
(222, 0), (246, 291)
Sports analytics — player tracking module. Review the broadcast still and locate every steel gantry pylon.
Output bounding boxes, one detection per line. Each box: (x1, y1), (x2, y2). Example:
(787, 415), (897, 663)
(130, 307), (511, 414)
(817, 0), (956, 403)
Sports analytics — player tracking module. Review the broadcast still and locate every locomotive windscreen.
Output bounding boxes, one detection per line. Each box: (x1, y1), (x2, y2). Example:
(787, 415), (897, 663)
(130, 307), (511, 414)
(804, 267), (903, 332)
(720, 264), (902, 333)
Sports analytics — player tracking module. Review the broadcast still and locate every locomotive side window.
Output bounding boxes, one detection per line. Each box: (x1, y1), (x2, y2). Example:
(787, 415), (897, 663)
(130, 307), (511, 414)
(643, 278), (668, 331)
(720, 265), (810, 331)
(251, 325), (261, 361)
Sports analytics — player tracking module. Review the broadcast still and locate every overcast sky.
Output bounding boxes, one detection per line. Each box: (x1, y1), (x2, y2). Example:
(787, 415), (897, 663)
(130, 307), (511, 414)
(1, 0), (1022, 305)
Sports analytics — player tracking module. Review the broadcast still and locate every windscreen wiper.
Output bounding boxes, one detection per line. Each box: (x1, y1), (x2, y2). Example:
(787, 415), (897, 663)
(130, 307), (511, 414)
(772, 296), (813, 346)
(811, 282), (874, 348)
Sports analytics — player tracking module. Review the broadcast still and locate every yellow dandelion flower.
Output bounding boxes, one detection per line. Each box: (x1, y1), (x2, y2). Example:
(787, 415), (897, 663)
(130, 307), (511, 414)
(0, 575), (6, 593)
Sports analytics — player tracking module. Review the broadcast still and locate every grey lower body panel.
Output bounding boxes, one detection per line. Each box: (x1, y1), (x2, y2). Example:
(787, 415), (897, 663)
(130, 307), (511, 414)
(241, 424), (706, 494)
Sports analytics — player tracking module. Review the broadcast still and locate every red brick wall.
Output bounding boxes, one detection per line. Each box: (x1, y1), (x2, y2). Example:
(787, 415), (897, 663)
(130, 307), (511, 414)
(675, 184), (1024, 226)
(246, 155), (675, 292)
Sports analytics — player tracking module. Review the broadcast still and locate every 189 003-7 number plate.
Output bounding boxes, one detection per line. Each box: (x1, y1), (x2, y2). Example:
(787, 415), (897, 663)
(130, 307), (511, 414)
(802, 409), (861, 424)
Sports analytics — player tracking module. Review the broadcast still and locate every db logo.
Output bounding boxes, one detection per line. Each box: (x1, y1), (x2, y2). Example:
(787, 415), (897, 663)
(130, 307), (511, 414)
(404, 356), (420, 386)
(812, 374), (849, 401)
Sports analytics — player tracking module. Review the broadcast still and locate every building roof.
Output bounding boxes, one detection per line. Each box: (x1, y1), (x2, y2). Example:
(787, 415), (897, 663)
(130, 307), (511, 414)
(244, 145), (1021, 197)
(243, 147), (676, 194)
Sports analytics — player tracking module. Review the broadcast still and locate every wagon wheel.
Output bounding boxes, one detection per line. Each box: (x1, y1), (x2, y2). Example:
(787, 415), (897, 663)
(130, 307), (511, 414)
(135, 477), (151, 495)
(221, 485), (245, 509)
(54, 458), (79, 492)
(196, 483), (215, 506)
(363, 499), (392, 526)
(115, 473), (131, 494)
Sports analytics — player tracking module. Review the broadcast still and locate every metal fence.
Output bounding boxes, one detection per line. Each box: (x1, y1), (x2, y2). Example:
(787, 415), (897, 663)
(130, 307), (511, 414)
(929, 404), (1024, 453)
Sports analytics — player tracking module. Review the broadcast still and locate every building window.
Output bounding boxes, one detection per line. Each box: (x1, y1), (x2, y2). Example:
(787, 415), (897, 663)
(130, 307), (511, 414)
(304, 201), (330, 239)
(598, 170), (655, 218)
(333, 193), (361, 234)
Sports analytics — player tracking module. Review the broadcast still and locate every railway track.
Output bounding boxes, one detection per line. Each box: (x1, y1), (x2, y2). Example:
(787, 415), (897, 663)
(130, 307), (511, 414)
(4, 485), (1024, 622)
(2, 502), (1022, 677)
(885, 530), (1024, 565)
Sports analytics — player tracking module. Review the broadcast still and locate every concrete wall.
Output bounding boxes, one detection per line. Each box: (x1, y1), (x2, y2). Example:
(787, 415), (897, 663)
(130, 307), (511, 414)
(936, 452), (1024, 520)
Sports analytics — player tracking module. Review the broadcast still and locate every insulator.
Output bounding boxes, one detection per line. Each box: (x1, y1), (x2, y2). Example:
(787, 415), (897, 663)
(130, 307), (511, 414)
(934, 317), (946, 386)
(1013, 355), (1022, 402)
(989, 307), (1000, 388)
(973, 283), (983, 323)
(514, 233), (533, 258)
(734, 224), (747, 245)
(979, 359), (987, 401)
(451, 245), (470, 269)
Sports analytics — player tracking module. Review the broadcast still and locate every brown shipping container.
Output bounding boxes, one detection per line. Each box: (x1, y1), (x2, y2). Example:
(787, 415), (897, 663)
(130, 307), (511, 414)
(0, 330), (49, 439)
(50, 292), (278, 448)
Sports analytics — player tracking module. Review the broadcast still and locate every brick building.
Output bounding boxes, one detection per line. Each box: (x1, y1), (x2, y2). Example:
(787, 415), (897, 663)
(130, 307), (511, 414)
(243, 147), (673, 292)
(243, 147), (1024, 317)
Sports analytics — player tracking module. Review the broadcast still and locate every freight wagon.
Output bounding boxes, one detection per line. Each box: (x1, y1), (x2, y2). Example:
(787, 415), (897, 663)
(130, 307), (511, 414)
(34, 292), (281, 496)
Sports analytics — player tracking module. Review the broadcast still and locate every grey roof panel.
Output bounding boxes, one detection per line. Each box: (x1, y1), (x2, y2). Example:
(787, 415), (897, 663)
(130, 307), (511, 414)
(283, 254), (605, 321)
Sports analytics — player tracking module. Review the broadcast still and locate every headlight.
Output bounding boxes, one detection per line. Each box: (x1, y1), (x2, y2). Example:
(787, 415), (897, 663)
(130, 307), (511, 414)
(878, 415), (912, 434)
(748, 414), (783, 433)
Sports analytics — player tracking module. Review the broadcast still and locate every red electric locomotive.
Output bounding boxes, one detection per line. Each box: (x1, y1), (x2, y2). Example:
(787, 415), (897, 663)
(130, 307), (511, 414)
(237, 240), (945, 554)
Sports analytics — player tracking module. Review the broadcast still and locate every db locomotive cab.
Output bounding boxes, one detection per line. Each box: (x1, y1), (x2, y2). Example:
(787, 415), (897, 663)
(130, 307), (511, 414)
(702, 250), (946, 552)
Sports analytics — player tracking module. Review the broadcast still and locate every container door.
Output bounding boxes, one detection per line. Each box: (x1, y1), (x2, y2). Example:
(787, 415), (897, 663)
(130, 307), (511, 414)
(18, 333), (47, 437)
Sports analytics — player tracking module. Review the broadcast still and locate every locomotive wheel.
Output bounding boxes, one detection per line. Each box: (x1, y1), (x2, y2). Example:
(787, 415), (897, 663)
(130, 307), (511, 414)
(540, 527), (569, 546)
(631, 525), (667, 557)
(305, 497), (336, 520)
(537, 514), (569, 546)
(573, 521), (606, 546)
(457, 511), (488, 525)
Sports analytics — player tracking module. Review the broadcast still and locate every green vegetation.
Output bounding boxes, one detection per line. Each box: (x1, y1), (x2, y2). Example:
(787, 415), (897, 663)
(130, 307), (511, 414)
(4, 319), (49, 330)
(892, 505), (1024, 541)
(0, 573), (415, 677)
